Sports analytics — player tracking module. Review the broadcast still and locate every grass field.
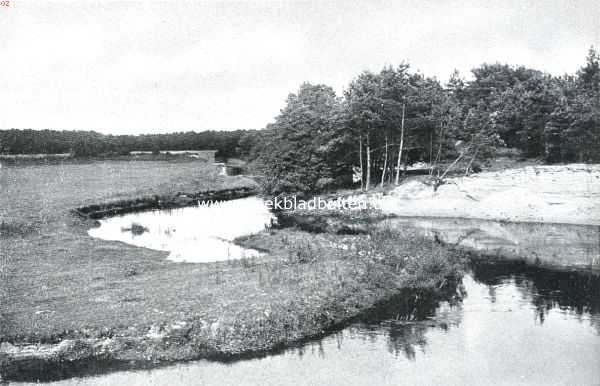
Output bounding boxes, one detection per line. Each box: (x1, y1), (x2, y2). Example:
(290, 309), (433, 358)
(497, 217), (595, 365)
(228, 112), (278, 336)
(0, 159), (461, 380)
(0, 160), (255, 340)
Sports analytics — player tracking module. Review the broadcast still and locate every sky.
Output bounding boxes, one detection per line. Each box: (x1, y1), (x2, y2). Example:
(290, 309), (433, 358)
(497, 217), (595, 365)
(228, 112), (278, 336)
(1, 0), (599, 135)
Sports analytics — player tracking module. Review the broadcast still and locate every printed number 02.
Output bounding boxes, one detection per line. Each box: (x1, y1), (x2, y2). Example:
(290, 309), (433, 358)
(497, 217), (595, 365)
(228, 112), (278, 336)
(0, 1), (9, 6)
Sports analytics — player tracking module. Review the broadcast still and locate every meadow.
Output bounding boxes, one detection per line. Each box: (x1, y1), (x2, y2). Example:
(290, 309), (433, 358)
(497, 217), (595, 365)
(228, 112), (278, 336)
(0, 160), (255, 340)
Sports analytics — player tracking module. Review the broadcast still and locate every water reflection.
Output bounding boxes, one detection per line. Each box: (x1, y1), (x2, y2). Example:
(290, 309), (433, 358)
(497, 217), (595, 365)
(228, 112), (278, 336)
(470, 259), (600, 331)
(284, 262), (600, 385)
(326, 260), (600, 365)
(88, 196), (274, 263)
(386, 217), (600, 269)
(349, 282), (465, 360)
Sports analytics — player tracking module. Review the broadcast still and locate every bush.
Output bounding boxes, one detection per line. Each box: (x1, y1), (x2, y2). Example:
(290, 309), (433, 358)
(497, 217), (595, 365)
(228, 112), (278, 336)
(121, 222), (148, 235)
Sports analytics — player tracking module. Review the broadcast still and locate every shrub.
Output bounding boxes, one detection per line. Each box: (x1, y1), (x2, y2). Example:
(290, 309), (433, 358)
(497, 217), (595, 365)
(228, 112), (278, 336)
(121, 222), (149, 235)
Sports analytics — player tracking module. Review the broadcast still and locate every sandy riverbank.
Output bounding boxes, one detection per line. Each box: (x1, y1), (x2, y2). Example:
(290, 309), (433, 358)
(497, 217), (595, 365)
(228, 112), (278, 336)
(372, 164), (600, 225)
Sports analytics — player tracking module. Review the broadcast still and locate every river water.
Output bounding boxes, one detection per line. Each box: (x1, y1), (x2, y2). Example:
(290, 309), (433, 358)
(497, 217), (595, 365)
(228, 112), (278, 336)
(88, 196), (275, 263)
(25, 203), (599, 385)
(385, 216), (600, 269)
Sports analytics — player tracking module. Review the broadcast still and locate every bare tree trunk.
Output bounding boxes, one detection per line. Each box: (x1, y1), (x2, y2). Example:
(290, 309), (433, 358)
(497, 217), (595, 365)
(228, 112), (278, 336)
(438, 152), (465, 182)
(464, 146), (480, 176)
(394, 103), (406, 185)
(359, 134), (364, 191)
(366, 133), (371, 190)
(432, 122), (444, 176)
(389, 150), (396, 185)
(381, 134), (388, 186)
(429, 129), (433, 168)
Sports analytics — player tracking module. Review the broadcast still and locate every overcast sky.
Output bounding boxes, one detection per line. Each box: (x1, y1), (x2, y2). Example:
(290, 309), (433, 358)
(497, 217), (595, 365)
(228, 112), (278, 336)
(1, 0), (598, 134)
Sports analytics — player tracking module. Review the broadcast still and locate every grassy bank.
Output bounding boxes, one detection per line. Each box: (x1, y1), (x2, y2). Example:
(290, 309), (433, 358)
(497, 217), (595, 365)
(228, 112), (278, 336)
(74, 186), (257, 219)
(1, 222), (463, 381)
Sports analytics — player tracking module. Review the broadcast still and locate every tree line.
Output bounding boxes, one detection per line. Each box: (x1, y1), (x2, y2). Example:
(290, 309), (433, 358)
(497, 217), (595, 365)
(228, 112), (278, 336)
(0, 129), (257, 159)
(251, 47), (600, 194)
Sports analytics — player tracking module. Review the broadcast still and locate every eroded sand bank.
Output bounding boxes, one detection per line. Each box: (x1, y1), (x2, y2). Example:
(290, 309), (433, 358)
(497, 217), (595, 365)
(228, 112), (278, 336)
(374, 164), (600, 225)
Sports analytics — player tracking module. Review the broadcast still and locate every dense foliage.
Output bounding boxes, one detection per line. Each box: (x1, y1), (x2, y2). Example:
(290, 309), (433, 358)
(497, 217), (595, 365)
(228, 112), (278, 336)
(252, 84), (349, 194)
(251, 47), (600, 194)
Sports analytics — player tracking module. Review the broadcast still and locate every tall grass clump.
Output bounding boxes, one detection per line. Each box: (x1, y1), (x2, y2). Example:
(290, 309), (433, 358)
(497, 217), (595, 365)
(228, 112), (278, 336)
(286, 239), (319, 264)
(356, 222), (459, 289)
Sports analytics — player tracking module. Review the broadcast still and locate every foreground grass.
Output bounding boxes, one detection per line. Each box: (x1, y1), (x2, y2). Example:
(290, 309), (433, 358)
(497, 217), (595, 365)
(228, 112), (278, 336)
(1, 224), (462, 380)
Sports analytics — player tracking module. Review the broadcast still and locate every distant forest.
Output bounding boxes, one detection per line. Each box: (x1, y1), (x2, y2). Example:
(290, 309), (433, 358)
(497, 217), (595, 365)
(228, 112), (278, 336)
(2, 47), (599, 193)
(0, 129), (256, 159)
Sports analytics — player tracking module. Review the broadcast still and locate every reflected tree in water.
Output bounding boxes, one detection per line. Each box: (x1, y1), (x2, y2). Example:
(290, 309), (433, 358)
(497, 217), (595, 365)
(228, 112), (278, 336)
(348, 279), (465, 361)
(470, 259), (600, 330)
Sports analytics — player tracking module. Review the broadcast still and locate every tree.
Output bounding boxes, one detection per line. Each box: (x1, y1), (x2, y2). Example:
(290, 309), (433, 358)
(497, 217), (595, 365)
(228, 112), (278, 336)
(256, 83), (347, 195)
(429, 72), (466, 174)
(375, 65), (410, 186)
(492, 72), (558, 157)
(346, 65), (412, 189)
(345, 71), (384, 190)
(578, 46), (600, 94)
(543, 96), (571, 163)
(394, 102), (406, 185)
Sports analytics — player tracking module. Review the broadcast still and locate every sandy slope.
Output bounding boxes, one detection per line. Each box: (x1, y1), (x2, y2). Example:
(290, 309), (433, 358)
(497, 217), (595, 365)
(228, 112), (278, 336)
(375, 164), (600, 225)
